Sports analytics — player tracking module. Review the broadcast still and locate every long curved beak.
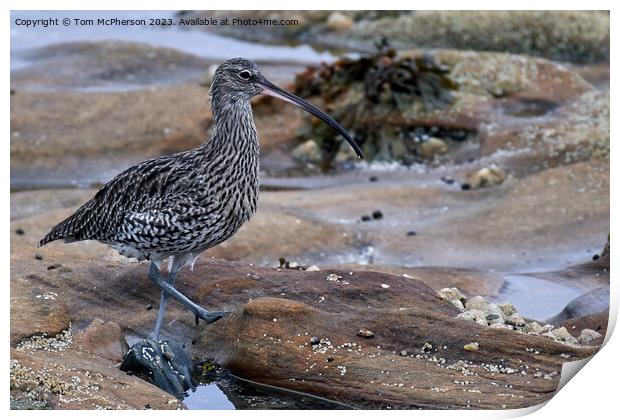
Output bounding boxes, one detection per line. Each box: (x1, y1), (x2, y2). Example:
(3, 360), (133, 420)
(258, 79), (363, 159)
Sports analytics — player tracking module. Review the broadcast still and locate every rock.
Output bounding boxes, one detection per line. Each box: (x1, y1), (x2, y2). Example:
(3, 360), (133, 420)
(418, 137), (448, 158)
(291, 139), (323, 163)
(490, 323), (513, 330)
(497, 303), (518, 317)
(523, 322), (543, 334)
(305, 265), (321, 272)
(325, 12), (354, 31)
(542, 327), (579, 345)
(504, 314), (527, 327)
(310, 336), (320, 345)
(334, 141), (359, 163)
(357, 329), (374, 338)
(546, 286), (610, 325)
(465, 296), (489, 311)
(484, 303), (505, 325)
(437, 287), (466, 303)
(120, 338), (195, 398)
(464, 342), (479, 352)
(456, 310), (487, 326)
(540, 324), (554, 334)
(578, 329), (602, 344)
(467, 165), (507, 189)
(400, 350), (408, 357)
(73, 318), (128, 362)
(372, 210), (383, 220)
(10, 279), (72, 345)
(450, 300), (465, 311)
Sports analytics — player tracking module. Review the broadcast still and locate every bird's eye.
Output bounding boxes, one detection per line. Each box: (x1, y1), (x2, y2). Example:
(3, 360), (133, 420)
(238, 70), (252, 80)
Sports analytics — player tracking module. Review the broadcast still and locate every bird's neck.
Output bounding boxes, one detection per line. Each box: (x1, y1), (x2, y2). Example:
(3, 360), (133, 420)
(204, 96), (259, 158)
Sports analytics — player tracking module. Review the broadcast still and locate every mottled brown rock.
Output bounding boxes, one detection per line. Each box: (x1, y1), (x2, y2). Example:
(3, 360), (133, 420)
(74, 318), (129, 363)
(11, 278), (71, 345)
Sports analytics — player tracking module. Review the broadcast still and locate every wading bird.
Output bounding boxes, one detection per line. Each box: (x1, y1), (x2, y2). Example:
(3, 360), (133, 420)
(40, 58), (362, 339)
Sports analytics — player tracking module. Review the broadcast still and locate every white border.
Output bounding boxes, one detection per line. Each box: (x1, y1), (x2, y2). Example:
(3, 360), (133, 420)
(4, 2), (616, 419)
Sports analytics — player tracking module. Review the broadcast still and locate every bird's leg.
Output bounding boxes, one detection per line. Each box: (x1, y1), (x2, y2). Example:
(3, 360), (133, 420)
(149, 269), (179, 340)
(148, 263), (229, 326)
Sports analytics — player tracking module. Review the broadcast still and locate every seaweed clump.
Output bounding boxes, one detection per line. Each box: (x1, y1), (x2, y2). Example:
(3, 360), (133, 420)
(293, 40), (459, 165)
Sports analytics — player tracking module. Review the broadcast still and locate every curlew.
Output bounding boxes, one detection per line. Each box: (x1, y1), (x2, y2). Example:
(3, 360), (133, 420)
(40, 58), (362, 339)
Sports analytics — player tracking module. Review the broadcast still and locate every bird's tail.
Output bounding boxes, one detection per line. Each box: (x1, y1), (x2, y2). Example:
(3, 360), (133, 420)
(39, 212), (83, 247)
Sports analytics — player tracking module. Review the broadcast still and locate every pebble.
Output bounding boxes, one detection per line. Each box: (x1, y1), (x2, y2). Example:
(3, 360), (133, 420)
(457, 310), (487, 326)
(465, 296), (489, 311)
(369, 176), (378, 182)
(372, 210), (383, 220)
(325, 11), (354, 31)
(464, 342), (479, 352)
(15, 228), (25, 235)
(578, 329), (602, 344)
(34, 253), (43, 260)
(418, 137), (448, 158)
(361, 215), (372, 222)
(47, 263), (62, 270)
(467, 165), (507, 189)
(291, 139), (323, 163)
(310, 336), (320, 345)
(305, 265), (320, 272)
(146, 304), (153, 311)
(406, 231), (417, 236)
(441, 176), (455, 184)
(357, 329), (375, 338)
(592, 254), (600, 260)
(400, 350), (408, 357)
(162, 351), (174, 361)
(461, 183), (472, 191)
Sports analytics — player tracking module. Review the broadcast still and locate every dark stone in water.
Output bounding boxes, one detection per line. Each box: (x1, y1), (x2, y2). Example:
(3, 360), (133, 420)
(461, 183), (471, 191)
(406, 231), (417, 236)
(120, 338), (195, 398)
(372, 210), (383, 220)
(592, 254), (600, 261)
(361, 215), (372, 222)
(441, 176), (455, 184)
(310, 336), (320, 345)
(369, 176), (378, 182)
(15, 228), (25, 235)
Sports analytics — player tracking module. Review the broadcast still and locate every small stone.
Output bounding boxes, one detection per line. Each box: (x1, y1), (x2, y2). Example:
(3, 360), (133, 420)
(34, 253), (43, 260)
(305, 265), (320, 272)
(578, 329), (602, 344)
(310, 336), (320, 345)
(357, 329), (374, 338)
(438, 287), (466, 303)
(523, 321), (543, 334)
(361, 215), (372, 222)
(464, 342), (479, 352)
(325, 12), (353, 31)
(450, 300), (465, 311)
(441, 176), (455, 184)
(326, 356), (334, 362)
(498, 303), (518, 317)
(540, 324), (554, 333)
(457, 310), (486, 326)
(369, 176), (378, 182)
(543, 327), (579, 345)
(484, 303), (505, 325)
(465, 296), (489, 311)
(421, 343), (433, 353)
(467, 165), (507, 189)
(372, 210), (383, 220)
(461, 183), (471, 191)
(146, 304), (153, 311)
(490, 323), (513, 330)
(418, 137), (448, 158)
(592, 254), (600, 261)
(288, 261), (299, 269)
(15, 228), (25, 235)
(291, 139), (323, 163)
(400, 350), (408, 357)
(406, 230), (417, 236)
(47, 263), (62, 270)
(162, 351), (174, 361)
(504, 314), (526, 327)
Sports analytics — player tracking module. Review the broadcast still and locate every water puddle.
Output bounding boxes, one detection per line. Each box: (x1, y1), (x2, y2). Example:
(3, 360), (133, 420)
(184, 374), (350, 410)
(493, 274), (587, 321)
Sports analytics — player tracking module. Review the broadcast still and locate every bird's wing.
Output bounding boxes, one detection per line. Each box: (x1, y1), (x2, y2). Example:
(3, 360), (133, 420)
(112, 196), (220, 253)
(39, 152), (202, 246)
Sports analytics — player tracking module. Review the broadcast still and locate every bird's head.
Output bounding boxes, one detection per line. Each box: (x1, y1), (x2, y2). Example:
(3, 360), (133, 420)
(211, 58), (363, 159)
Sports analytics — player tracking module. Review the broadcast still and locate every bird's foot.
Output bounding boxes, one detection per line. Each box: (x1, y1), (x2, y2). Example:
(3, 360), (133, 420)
(193, 308), (230, 326)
